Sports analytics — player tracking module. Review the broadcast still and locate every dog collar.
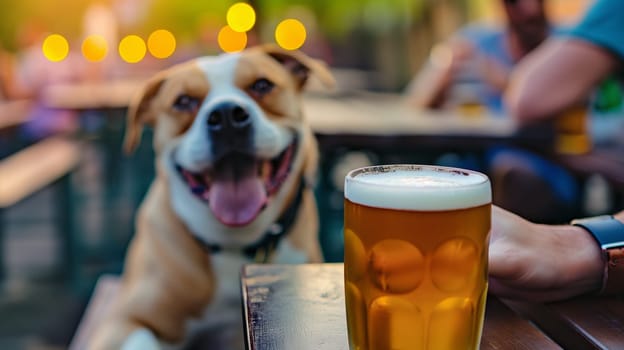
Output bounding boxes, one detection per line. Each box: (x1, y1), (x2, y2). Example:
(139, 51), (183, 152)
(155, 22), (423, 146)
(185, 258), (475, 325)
(194, 177), (307, 262)
(571, 215), (624, 295)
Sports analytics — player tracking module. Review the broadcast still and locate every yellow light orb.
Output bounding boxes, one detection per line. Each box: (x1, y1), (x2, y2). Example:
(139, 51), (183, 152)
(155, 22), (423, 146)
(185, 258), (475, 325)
(218, 25), (247, 53)
(275, 19), (306, 50)
(119, 35), (146, 63)
(42, 34), (69, 62)
(226, 3), (256, 32)
(82, 35), (108, 62)
(148, 29), (176, 59)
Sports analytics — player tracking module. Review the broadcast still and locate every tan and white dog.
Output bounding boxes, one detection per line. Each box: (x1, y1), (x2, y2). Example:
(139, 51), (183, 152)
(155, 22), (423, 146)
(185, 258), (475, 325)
(90, 45), (334, 349)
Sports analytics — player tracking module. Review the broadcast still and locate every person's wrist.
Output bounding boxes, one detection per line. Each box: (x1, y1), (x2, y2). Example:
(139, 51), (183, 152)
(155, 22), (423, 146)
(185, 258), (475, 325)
(572, 214), (624, 295)
(551, 224), (604, 295)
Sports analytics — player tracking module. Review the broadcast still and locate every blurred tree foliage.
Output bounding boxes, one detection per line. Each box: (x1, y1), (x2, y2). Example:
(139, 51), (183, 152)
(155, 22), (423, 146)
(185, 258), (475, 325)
(0, 0), (470, 89)
(0, 0), (91, 51)
(0, 0), (471, 50)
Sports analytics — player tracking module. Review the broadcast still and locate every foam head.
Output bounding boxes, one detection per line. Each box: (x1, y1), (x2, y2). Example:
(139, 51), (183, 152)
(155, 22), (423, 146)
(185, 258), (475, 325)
(344, 165), (491, 211)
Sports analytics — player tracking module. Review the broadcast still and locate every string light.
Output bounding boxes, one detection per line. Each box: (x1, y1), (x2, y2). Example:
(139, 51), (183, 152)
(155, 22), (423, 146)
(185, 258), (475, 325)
(218, 25), (247, 53)
(227, 3), (256, 32)
(275, 19), (306, 50)
(119, 35), (146, 63)
(42, 34), (69, 62)
(82, 35), (108, 62)
(148, 29), (176, 59)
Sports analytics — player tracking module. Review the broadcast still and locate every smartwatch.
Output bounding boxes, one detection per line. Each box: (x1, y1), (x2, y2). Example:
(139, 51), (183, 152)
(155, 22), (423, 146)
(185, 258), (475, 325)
(571, 215), (624, 295)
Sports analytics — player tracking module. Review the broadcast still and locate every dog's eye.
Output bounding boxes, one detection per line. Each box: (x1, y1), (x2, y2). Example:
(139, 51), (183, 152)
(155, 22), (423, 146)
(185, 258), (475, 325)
(249, 78), (275, 98)
(173, 94), (200, 113)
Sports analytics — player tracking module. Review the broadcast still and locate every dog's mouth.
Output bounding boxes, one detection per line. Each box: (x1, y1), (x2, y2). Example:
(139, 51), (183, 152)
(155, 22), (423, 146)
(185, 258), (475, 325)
(176, 139), (297, 227)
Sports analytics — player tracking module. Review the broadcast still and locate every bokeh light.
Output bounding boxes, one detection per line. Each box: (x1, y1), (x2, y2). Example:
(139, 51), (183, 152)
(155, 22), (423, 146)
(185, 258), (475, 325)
(119, 35), (146, 63)
(226, 3), (256, 32)
(218, 25), (247, 53)
(81, 35), (108, 62)
(148, 29), (176, 59)
(42, 34), (69, 62)
(275, 19), (306, 50)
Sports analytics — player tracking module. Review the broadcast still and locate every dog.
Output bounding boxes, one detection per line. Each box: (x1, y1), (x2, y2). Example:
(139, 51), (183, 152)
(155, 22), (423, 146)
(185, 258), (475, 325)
(90, 45), (335, 349)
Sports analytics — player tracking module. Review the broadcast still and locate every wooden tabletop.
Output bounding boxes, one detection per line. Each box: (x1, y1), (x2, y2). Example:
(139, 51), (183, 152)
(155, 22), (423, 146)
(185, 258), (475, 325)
(242, 263), (563, 350)
(41, 78), (145, 110)
(304, 92), (516, 137)
(302, 92), (555, 154)
(40, 84), (519, 140)
(243, 264), (624, 350)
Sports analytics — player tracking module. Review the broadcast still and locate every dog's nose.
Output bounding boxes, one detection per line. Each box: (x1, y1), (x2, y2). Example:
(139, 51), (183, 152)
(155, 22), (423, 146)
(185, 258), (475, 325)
(207, 102), (251, 131)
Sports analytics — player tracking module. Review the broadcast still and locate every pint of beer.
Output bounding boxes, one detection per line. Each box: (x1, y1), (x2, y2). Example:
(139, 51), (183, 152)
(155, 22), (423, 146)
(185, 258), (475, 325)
(344, 165), (491, 350)
(555, 106), (592, 155)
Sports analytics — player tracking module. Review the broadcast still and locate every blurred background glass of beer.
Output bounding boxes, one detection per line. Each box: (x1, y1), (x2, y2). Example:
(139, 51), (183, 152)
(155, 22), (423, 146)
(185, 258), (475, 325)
(555, 106), (592, 155)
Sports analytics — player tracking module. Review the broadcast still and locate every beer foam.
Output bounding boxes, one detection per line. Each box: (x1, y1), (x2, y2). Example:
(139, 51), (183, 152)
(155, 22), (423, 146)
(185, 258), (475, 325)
(345, 165), (491, 211)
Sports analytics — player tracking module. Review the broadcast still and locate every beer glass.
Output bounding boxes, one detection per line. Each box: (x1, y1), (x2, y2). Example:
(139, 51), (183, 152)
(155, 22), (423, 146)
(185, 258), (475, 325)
(344, 164), (491, 350)
(555, 106), (592, 155)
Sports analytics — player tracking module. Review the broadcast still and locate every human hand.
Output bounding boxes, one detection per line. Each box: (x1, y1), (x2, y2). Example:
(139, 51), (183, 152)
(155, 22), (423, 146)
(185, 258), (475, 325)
(480, 56), (510, 92)
(434, 38), (477, 80)
(488, 206), (604, 302)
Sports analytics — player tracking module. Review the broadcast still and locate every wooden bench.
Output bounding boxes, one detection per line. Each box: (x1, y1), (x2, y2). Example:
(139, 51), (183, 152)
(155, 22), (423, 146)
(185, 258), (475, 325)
(0, 136), (81, 280)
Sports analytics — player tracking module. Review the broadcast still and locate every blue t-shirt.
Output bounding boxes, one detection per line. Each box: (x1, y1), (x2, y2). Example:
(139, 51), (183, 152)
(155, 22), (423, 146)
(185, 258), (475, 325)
(455, 25), (560, 114)
(566, 0), (624, 145)
(568, 0), (624, 60)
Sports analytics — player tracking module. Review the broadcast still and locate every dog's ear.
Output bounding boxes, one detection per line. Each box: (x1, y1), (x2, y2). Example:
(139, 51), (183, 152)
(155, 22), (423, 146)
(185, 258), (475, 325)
(260, 44), (335, 90)
(124, 72), (167, 154)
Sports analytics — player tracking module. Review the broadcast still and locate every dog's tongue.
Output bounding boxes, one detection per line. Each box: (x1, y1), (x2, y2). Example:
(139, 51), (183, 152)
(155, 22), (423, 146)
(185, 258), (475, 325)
(209, 176), (267, 226)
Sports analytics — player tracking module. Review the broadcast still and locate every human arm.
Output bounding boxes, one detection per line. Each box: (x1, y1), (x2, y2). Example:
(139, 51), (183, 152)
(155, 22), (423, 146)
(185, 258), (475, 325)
(505, 0), (624, 124)
(487, 206), (618, 302)
(404, 39), (474, 109)
(505, 39), (619, 124)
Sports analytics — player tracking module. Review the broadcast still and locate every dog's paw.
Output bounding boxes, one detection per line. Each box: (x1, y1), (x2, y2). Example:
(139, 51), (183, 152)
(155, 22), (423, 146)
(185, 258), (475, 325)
(121, 328), (161, 350)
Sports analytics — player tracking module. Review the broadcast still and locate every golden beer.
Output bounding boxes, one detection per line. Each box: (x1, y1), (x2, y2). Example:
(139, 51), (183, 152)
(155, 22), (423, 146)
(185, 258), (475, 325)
(344, 165), (491, 350)
(555, 106), (592, 155)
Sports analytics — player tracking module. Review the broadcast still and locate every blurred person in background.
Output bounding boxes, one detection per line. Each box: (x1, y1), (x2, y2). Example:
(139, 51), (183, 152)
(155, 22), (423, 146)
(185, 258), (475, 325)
(406, 0), (580, 223)
(405, 0), (551, 113)
(506, 0), (624, 149)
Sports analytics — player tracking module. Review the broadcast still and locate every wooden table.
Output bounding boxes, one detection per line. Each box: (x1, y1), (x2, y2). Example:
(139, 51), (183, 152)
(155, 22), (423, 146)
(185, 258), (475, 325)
(242, 263), (624, 350)
(303, 92), (546, 153)
(41, 78), (145, 110)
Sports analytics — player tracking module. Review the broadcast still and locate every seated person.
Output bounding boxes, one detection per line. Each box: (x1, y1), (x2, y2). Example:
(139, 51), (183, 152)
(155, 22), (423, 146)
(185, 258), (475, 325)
(406, 0), (577, 223)
(507, 0), (624, 149)
(405, 0), (551, 114)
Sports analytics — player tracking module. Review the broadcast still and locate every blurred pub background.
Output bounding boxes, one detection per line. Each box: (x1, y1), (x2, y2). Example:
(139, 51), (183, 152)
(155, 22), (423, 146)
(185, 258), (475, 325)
(0, 0), (598, 349)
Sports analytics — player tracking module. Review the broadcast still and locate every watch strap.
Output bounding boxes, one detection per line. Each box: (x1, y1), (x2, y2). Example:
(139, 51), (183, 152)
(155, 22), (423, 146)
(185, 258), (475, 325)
(571, 215), (624, 295)
(602, 247), (624, 295)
